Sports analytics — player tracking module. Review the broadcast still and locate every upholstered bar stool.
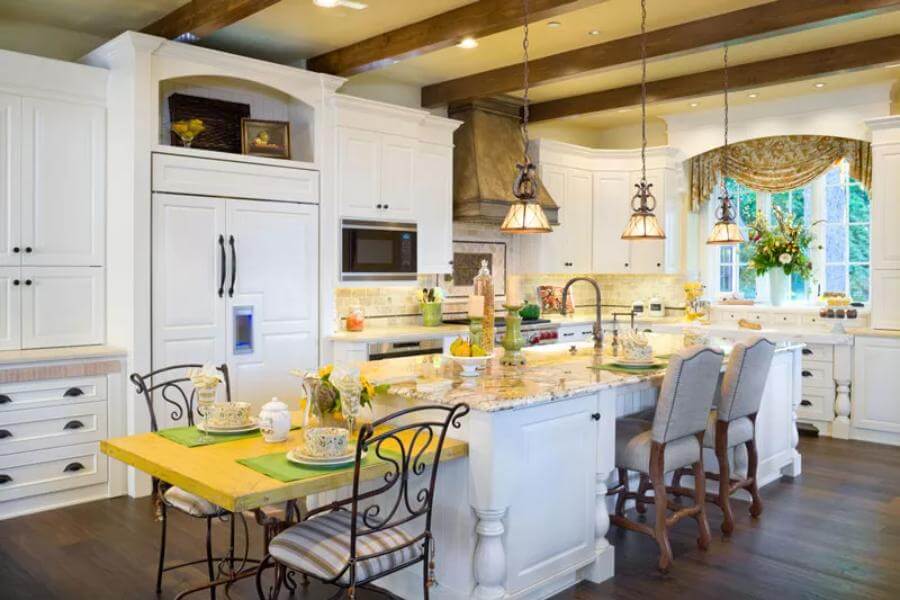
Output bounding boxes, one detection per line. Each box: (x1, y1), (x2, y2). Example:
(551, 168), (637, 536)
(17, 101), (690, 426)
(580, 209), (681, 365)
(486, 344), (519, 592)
(671, 337), (776, 536)
(608, 346), (724, 572)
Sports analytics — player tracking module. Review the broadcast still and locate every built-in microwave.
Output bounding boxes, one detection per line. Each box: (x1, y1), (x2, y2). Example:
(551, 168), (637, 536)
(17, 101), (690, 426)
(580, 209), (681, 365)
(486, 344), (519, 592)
(341, 219), (417, 282)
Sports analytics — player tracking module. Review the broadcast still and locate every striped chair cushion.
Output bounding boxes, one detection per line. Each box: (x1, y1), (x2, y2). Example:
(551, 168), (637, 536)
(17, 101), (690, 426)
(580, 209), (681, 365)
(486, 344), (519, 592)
(163, 486), (221, 517)
(269, 510), (421, 584)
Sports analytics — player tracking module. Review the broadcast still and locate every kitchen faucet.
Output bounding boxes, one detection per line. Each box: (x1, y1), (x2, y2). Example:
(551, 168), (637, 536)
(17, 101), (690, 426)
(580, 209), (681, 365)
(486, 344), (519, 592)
(561, 277), (603, 352)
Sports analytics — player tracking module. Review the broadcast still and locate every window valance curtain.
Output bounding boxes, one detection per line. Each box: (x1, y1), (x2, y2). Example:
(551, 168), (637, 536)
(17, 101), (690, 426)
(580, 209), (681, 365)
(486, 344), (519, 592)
(687, 135), (872, 212)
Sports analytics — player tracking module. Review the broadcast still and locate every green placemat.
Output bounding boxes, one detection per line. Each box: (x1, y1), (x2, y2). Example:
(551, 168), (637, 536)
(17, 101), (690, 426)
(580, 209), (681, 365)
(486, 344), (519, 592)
(237, 450), (383, 483)
(589, 362), (668, 375)
(156, 425), (300, 448)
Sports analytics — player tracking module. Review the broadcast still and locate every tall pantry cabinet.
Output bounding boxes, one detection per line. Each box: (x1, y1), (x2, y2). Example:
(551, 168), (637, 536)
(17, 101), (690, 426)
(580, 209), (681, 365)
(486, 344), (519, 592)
(0, 52), (107, 351)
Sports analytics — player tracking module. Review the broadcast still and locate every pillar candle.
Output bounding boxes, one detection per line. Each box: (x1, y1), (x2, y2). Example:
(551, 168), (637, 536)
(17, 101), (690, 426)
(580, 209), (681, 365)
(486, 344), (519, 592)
(468, 295), (485, 318)
(507, 286), (521, 307)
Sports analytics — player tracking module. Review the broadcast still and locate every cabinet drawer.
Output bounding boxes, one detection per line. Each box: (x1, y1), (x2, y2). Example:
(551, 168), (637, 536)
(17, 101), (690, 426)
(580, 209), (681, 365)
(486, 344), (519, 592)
(152, 153), (319, 204)
(801, 343), (834, 364)
(0, 376), (107, 412)
(0, 401), (107, 455)
(801, 363), (833, 388)
(798, 388), (834, 422)
(771, 313), (801, 326)
(0, 442), (106, 502)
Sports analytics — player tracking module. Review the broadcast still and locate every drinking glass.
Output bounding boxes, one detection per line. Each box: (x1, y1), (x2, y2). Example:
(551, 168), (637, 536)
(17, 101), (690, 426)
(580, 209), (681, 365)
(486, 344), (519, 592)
(196, 387), (216, 443)
(332, 364), (362, 436)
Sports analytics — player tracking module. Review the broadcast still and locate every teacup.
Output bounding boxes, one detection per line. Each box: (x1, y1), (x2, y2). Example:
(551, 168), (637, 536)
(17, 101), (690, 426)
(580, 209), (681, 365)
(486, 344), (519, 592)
(206, 402), (251, 428)
(304, 427), (349, 458)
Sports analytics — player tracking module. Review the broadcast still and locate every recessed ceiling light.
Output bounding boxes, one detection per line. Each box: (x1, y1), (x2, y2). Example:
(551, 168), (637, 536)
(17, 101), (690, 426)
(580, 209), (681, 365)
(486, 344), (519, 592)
(748, 93), (759, 99)
(617, 108), (632, 113)
(689, 102), (699, 108)
(312, 0), (368, 9)
(588, 29), (601, 36)
(457, 37), (478, 49)
(814, 82), (826, 88)
(547, 21), (562, 28)
(175, 32), (199, 43)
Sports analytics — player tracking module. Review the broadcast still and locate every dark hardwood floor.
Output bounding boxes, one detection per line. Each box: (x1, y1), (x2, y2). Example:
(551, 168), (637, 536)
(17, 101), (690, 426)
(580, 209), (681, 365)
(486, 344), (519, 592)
(1, 436), (897, 599)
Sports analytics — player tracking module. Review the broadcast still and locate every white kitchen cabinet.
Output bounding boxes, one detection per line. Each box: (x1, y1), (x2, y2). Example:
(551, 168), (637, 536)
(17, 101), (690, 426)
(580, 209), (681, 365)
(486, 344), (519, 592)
(853, 336), (900, 435)
(0, 268), (20, 351)
(337, 127), (416, 221)
(20, 97), (105, 267)
(871, 270), (900, 330)
(415, 142), (454, 274)
(869, 135), (900, 269)
(593, 172), (632, 273)
(539, 165), (593, 274)
(0, 93), (21, 268)
(20, 267), (105, 348)
(627, 169), (667, 274)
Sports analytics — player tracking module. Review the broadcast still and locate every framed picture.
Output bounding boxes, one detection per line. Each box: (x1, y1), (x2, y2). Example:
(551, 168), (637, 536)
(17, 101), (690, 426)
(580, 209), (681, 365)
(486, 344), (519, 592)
(446, 240), (507, 298)
(536, 285), (574, 314)
(241, 118), (291, 159)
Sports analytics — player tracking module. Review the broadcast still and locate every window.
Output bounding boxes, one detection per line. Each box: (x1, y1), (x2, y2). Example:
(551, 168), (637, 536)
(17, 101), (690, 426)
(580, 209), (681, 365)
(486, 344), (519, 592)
(713, 160), (870, 302)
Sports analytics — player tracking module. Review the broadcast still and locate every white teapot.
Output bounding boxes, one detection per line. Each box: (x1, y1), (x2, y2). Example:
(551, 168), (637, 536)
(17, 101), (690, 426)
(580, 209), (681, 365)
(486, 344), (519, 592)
(258, 397), (291, 443)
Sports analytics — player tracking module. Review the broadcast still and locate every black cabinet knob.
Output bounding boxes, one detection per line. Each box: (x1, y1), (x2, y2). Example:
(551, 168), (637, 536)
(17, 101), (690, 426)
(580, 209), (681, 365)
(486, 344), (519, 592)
(591, 413), (601, 421)
(64, 387), (84, 398)
(24, 247), (32, 253)
(384, 204), (390, 209)
(24, 280), (32, 286)
(624, 263), (629, 268)
(656, 262), (661, 268)
(376, 204), (383, 209)
(12, 247), (20, 253)
(64, 462), (85, 473)
(0, 430), (11, 439)
(12, 280), (19, 286)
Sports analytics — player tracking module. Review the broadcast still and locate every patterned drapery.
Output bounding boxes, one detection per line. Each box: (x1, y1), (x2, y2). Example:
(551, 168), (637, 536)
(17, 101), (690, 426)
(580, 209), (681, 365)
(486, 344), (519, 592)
(687, 135), (872, 212)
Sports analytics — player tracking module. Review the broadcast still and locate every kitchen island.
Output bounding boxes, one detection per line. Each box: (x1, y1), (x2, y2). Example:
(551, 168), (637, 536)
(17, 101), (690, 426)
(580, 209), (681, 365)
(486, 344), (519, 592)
(351, 335), (803, 600)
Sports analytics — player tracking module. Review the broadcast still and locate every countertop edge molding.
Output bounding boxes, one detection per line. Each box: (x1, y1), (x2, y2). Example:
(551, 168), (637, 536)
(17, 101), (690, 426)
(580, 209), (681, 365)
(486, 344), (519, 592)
(0, 358), (124, 385)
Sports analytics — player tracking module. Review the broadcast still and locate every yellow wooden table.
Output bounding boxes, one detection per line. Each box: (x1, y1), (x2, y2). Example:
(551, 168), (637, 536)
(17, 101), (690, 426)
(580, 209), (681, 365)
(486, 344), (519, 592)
(100, 416), (469, 513)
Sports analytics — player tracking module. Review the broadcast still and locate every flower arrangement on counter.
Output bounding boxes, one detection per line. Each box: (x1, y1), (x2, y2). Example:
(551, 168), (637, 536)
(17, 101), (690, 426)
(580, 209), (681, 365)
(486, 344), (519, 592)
(315, 364), (388, 413)
(746, 207), (818, 280)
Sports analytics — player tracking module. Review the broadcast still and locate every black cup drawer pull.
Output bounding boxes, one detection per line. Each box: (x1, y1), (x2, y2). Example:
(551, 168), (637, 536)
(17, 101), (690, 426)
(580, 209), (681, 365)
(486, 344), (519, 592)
(0, 474), (11, 484)
(802, 348), (813, 355)
(0, 394), (10, 404)
(0, 429), (11, 439)
(64, 462), (85, 473)
(802, 370), (813, 378)
(800, 400), (813, 407)
(63, 387), (84, 398)
(64, 420), (85, 430)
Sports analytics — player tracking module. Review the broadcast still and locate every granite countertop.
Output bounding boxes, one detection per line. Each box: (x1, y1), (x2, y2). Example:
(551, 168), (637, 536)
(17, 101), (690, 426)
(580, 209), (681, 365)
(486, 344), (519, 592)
(360, 337), (803, 413)
(0, 344), (128, 366)
(647, 320), (856, 345)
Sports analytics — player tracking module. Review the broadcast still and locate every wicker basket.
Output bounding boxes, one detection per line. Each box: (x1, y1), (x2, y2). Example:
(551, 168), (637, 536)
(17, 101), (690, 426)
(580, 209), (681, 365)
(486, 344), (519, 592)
(168, 93), (250, 154)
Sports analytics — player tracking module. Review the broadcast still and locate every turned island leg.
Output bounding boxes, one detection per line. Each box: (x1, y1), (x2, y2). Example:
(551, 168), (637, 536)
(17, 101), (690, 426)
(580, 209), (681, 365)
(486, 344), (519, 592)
(473, 508), (507, 600)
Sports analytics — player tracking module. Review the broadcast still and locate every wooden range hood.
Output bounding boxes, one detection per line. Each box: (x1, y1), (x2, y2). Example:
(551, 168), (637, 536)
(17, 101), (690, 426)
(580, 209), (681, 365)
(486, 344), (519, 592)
(449, 98), (559, 226)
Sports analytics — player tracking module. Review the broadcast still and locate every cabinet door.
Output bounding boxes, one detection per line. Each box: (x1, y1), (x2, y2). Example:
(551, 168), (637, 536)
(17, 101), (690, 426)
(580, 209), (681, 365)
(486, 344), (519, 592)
(415, 143), (453, 275)
(566, 168), (593, 272)
(20, 98), (104, 267)
(0, 94), (21, 267)
(0, 268), (20, 350)
(20, 267), (104, 348)
(853, 336), (900, 433)
(337, 127), (381, 218)
(593, 172), (632, 273)
(226, 200), (319, 411)
(538, 165), (569, 273)
(871, 269), (900, 330)
(871, 144), (900, 269)
(380, 134), (416, 218)
(628, 169), (666, 274)
(152, 193), (227, 370)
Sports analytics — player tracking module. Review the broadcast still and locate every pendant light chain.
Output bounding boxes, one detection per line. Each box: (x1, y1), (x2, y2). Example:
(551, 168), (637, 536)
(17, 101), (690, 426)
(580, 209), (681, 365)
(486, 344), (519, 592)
(640, 0), (647, 184)
(521, 0), (531, 159)
(723, 43), (729, 188)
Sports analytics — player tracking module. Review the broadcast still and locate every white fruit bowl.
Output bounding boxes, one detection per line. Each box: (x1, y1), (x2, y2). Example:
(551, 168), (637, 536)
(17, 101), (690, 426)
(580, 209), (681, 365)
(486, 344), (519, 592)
(445, 353), (491, 377)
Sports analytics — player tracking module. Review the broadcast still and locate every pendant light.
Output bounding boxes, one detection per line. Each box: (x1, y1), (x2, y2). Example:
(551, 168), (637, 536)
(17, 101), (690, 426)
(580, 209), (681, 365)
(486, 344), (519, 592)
(707, 44), (745, 245)
(621, 0), (665, 240)
(500, 0), (552, 234)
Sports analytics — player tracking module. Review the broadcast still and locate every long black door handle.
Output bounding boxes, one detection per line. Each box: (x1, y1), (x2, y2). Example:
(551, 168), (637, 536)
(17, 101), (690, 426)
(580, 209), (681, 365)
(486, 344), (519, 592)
(64, 420), (85, 430)
(64, 462), (85, 473)
(218, 234), (226, 298)
(63, 388), (84, 397)
(228, 235), (236, 298)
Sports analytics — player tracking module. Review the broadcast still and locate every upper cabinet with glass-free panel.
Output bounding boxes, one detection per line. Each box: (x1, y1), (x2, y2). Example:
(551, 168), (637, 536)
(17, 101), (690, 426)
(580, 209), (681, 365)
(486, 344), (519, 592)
(870, 129), (900, 270)
(0, 94), (21, 268)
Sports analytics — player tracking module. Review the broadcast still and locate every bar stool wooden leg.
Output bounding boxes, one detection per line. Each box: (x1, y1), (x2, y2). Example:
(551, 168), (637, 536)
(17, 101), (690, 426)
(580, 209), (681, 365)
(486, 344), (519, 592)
(649, 446), (673, 572)
(746, 437), (763, 518)
(635, 474), (651, 515)
(615, 468), (629, 517)
(671, 468), (685, 498)
(693, 434), (712, 550)
(715, 421), (735, 536)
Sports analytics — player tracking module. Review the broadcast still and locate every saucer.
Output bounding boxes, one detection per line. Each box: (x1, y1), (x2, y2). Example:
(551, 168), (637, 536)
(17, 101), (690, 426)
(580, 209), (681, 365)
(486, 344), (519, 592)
(286, 444), (363, 467)
(197, 417), (259, 434)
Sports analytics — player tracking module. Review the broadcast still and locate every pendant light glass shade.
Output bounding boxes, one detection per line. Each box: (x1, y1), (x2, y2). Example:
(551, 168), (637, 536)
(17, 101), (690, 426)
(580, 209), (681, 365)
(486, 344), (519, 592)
(707, 220), (744, 245)
(500, 201), (552, 234)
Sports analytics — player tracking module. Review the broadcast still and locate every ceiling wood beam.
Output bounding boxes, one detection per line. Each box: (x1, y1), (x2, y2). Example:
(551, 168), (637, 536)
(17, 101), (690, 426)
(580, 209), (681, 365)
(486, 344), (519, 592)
(142, 0), (281, 40)
(527, 34), (900, 122)
(422, 0), (900, 107)
(306, 0), (599, 77)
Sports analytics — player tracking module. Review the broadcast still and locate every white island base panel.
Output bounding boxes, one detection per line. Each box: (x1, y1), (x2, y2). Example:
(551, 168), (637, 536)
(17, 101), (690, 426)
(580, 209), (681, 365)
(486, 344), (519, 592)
(352, 345), (802, 600)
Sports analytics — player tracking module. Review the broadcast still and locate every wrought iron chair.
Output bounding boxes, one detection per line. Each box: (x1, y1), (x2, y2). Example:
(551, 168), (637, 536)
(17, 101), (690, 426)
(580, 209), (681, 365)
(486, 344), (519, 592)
(130, 363), (237, 599)
(255, 402), (469, 600)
